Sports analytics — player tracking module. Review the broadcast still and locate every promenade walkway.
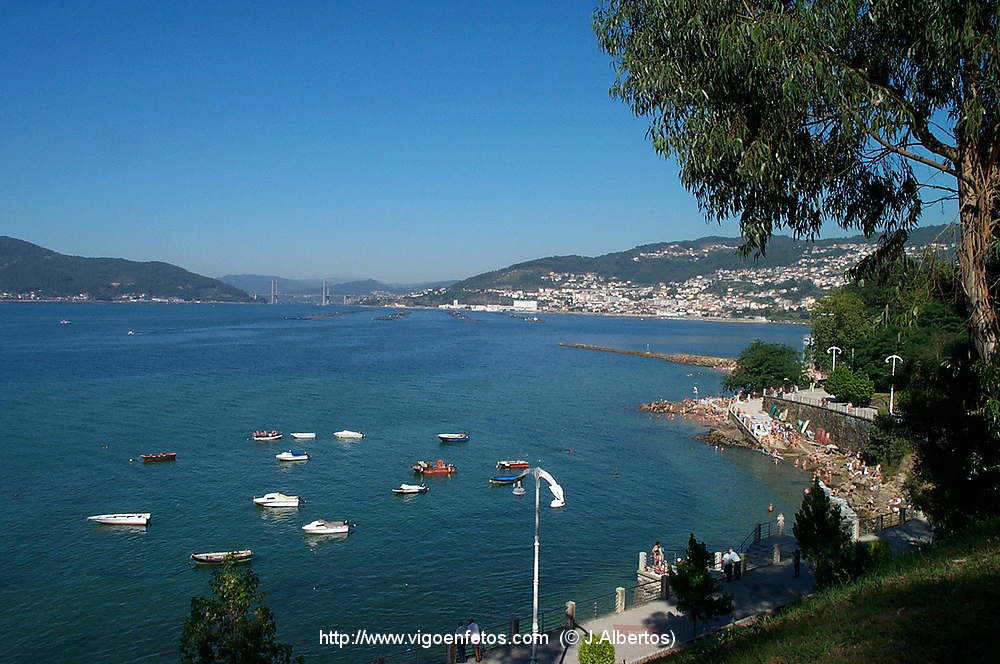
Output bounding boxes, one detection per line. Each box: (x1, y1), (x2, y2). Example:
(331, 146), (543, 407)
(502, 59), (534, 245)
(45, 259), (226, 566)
(478, 536), (813, 664)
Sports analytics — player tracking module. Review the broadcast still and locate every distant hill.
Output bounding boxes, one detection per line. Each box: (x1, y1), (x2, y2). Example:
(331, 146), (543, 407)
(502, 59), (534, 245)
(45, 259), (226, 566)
(447, 225), (957, 292)
(0, 237), (251, 302)
(218, 274), (457, 296)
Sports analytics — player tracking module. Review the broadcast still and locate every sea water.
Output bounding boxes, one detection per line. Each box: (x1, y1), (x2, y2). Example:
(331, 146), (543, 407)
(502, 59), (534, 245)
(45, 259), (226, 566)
(0, 304), (809, 662)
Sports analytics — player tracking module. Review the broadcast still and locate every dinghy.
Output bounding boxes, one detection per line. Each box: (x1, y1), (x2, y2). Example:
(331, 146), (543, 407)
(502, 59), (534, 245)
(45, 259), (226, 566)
(140, 452), (177, 462)
(290, 433), (316, 439)
(437, 433), (470, 442)
(252, 492), (302, 507)
(490, 473), (529, 486)
(87, 513), (151, 526)
(252, 430), (282, 441)
(334, 430), (365, 439)
(411, 459), (456, 475)
(275, 450), (309, 462)
(190, 550), (253, 565)
(496, 459), (529, 469)
(391, 484), (428, 495)
(302, 519), (352, 535)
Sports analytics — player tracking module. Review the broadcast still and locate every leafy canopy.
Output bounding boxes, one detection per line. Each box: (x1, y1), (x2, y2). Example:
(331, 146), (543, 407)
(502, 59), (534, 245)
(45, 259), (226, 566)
(180, 558), (301, 664)
(722, 339), (803, 393)
(823, 366), (875, 406)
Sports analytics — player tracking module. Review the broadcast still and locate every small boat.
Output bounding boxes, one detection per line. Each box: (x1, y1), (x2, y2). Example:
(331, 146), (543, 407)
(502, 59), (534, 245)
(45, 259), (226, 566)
(87, 513), (151, 526)
(490, 473), (529, 486)
(391, 484), (428, 495)
(59, 319), (72, 325)
(252, 430), (283, 441)
(334, 430), (365, 439)
(496, 459), (530, 469)
(140, 452), (177, 462)
(190, 550), (253, 565)
(290, 433), (316, 439)
(302, 519), (353, 534)
(437, 433), (470, 442)
(276, 450), (309, 462)
(411, 459), (456, 475)
(252, 492), (302, 507)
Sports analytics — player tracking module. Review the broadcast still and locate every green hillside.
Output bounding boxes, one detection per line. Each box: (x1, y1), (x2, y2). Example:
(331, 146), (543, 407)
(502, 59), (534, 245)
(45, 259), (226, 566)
(0, 237), (252, 302)
(665, 518), (1000, 664)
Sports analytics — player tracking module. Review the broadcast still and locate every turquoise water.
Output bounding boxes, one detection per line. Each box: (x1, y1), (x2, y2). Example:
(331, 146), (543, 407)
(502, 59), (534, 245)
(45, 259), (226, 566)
(0, 304), (809, 662)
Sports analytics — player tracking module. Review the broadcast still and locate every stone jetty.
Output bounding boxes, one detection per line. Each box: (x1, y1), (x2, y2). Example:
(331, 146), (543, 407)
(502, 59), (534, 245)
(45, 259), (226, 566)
(559, 343), (736, 371)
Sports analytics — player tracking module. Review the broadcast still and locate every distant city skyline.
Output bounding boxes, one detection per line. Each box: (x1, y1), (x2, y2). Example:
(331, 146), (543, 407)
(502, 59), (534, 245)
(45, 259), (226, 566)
(1, 1), (955, 283)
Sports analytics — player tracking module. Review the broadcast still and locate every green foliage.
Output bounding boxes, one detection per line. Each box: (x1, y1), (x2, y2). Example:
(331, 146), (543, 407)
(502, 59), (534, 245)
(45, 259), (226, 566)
(578, 634), (616, 664)
(793, 478), (854, 588)
(822, 367), (874, 407)
(809, 292), (872, 372)
(722, 339), (803, 394)
(866, 415), (913, 475)
(180, 558), (301, 664)
(667, 533), (733, 633)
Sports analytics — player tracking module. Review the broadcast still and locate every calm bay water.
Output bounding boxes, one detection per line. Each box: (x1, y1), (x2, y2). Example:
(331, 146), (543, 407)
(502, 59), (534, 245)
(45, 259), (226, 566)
(0, 304), (809, 662)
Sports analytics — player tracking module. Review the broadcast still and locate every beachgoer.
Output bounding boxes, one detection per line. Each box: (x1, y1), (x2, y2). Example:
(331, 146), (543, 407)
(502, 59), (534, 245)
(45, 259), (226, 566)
(467, 619), (482, 662)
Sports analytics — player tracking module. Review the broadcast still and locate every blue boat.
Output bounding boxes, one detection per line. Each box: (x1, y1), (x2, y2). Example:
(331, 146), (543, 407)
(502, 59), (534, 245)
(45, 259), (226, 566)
(490, 472), (528, 486)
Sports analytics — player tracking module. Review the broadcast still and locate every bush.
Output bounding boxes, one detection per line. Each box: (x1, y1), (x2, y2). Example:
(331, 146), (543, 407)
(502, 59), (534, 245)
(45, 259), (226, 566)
(578, 634), (615, 664)
(823, 367), (874, 406)
(867, 414), (913, 474)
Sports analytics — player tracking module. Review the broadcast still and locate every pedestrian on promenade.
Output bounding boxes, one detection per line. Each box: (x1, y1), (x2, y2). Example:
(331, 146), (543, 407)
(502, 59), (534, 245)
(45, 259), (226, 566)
(651, 541), (664, 573)
(456, 621), (467, 662)
(722, 549), (733, 582)
(467, 618), (482, 662)
(730, 549), (742, 580)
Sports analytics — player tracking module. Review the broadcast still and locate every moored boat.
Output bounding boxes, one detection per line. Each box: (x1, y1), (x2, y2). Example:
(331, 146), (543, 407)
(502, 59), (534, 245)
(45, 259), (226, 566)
(490, 473), (529, 486)
(252, 492), (302, 507)
(252, 430), (283, 441)
(302, 519), (352, 534)
(391, 483), (428, 495)
(437, 433), (470, 442)
(87, 513), (151, 526)
(290, 432), (316, 439)
(276, 450), (309, 462)
(411, 459), (456, 475)
(334, 430), (365, 439)
(190, 550), (253, 565)
(140, 452), (177, 462)
(496, 459), (529, 469)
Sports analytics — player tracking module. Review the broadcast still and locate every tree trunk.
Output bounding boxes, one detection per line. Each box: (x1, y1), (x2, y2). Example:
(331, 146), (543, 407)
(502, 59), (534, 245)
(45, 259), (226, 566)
(956, 154), (999, 363)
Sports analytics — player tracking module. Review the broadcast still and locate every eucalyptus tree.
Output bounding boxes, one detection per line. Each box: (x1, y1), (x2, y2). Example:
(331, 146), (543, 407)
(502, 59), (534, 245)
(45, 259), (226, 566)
(594, 0), (999, 361)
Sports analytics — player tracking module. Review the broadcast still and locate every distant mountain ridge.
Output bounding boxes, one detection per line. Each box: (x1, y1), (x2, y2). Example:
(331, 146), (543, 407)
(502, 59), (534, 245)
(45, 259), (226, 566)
(218, 274), (457, 296)
(447, 225), (957, 291)
(0, 237), (251, 302)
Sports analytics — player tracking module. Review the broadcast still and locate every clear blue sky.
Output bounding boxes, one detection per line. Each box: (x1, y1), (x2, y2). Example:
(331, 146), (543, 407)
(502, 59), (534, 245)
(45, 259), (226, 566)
(0, 1), (954, 283)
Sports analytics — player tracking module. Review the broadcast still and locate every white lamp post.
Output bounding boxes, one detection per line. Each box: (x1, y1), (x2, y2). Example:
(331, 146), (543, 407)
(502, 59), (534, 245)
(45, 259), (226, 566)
(525, 467), (565, 664)
(826, 346), (842, 372)
(885, 355), (903, 415)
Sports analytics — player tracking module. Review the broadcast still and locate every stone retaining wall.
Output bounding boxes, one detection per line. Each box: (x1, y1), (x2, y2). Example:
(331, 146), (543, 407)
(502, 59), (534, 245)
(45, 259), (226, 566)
(763, 395), (874, 453)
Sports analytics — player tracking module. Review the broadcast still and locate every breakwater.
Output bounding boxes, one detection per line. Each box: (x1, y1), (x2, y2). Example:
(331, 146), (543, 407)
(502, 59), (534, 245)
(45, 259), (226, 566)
(559, 343), (736, 371)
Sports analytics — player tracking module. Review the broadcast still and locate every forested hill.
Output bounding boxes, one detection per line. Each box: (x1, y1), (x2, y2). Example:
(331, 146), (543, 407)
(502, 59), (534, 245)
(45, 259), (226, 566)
(0, 237), (252, 302)
(451, 225), (956, 290)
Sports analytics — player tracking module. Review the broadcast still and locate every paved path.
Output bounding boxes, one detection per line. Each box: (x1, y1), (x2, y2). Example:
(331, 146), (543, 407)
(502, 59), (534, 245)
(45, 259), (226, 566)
(477, 542), (813, 664)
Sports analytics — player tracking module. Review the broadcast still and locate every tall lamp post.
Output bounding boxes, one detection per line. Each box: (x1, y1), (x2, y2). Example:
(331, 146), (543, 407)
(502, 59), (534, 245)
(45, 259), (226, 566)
(826, 346), (842, 372)
(885, 354), (903, 415)
(525, 467), (565, 664)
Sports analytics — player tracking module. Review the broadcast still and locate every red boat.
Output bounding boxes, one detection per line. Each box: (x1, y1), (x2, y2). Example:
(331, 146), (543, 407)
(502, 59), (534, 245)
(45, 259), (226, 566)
(411, 459), (456, 475)
(496, 459), (530, 470)
(141, 452), (177, 462)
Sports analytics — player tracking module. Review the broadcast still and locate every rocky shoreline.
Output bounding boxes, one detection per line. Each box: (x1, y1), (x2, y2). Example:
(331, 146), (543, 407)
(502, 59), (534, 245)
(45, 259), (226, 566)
(640, 397), (912, 521)
(561, 343), (736, 371)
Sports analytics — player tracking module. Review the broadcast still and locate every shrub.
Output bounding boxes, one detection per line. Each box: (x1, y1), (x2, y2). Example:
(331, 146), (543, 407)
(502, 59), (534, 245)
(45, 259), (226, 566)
(823, 367), (874, 406)
(578, 634), (615, 664)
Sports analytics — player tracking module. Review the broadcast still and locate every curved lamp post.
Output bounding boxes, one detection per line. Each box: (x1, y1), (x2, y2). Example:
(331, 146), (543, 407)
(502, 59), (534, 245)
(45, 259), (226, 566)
(826, 346), (842, 372)
(885, 355), (903, 415)
(525, 467), (565, 664)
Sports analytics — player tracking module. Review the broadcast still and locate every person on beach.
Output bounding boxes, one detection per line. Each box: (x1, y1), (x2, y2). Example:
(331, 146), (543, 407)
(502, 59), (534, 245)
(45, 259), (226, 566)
(456, 621), (467, 662)
(467, 618), (482, 662)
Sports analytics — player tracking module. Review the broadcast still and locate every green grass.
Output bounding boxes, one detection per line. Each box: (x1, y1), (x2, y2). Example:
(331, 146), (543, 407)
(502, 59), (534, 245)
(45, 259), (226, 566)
(664, 519), (1000, 663)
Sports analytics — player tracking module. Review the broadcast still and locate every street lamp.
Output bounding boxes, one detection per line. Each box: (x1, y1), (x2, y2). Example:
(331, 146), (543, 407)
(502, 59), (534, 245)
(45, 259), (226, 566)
(885, 355), (903, 415)
(826, 346), (842, 372)
(524, 467), (565, 664)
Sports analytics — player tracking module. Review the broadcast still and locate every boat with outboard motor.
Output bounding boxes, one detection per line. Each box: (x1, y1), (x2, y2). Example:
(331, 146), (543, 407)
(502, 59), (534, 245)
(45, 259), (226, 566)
(334, 430), (365, 439)
(437, 433), (470, 442)
(391, 483), (428, 495)
(190, 549), (253, 564)
(276, 450), (309, 462)
(252, 492), (302, 507)
(496, 459), (529, 469)
(252, 430), (282, 441)
(302, 519), (353, 535)
(140, 452), (177, 462)
(87, 513), (151, 526)
(489, 472), (529, 486)
(411, 459), (456, 475)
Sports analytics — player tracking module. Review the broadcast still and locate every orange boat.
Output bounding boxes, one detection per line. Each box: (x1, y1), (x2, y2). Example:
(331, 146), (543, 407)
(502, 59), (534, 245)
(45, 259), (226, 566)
(411, 459), (456, 475)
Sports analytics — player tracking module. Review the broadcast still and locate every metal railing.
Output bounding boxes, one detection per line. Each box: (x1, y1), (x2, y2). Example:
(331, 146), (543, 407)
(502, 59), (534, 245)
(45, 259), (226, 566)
(858, 507), (912, 534)
(765, 391), (877, 421)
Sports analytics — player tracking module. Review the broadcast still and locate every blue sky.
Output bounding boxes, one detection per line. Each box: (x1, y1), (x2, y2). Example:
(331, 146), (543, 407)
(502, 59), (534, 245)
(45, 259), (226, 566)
(0, 1), (955, 283)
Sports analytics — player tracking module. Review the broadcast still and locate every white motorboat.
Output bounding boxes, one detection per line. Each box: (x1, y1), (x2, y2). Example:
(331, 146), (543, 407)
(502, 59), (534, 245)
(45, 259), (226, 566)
(334, 430), (365, 439)
(391, 484), (428, 495)
(252, 492), (302, 508)
(302, 519), (352, 535)
(252, 431), (283, 441)
(190, 549), (253, 564)
(290, 432), (316, 439)
(276, 450), (309, 462)
(87, 513), (151, 526)
(437, 433), (470, 442)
